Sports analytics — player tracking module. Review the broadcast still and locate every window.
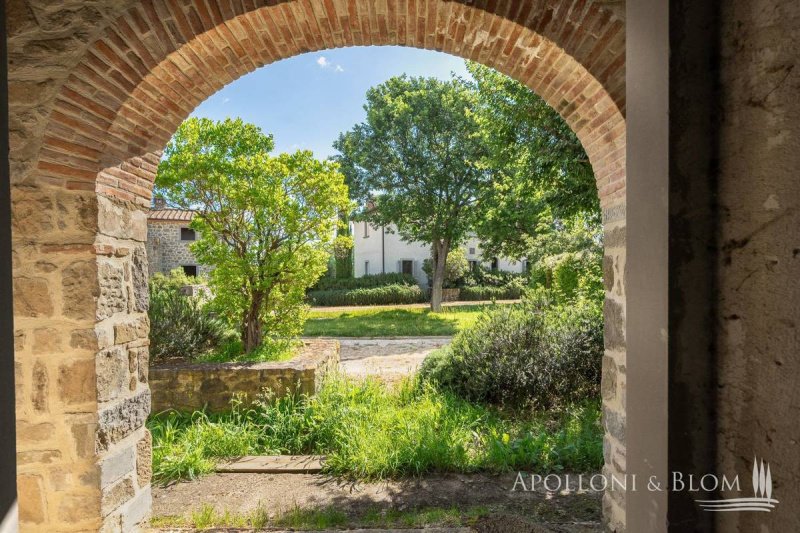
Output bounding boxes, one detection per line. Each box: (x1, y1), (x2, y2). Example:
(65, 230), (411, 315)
(181, 227), (196, 241)
(522, 260), (529, 273)
(469, 247), (476, 255)
(468, 260), (479, 272)
(363, 221), (369, 238)
(182, 265), (198, 277)
(364, 261), (370, 276)
(491, 257), (499, 271)
(401, 260), (413, 275)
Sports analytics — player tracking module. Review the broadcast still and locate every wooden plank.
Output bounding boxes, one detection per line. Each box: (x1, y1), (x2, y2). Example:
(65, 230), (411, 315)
(216, 455), (325, 474)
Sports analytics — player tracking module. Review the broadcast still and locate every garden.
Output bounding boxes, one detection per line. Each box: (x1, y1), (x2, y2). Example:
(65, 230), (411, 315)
(145, 60), (607, 530)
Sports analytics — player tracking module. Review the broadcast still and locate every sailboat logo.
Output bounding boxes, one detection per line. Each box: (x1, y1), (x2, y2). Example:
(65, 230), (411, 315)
(696, 458), (779, 512)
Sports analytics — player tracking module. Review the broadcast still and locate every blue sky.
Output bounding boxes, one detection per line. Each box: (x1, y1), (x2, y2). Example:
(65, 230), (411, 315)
(190, 46), (469, 159)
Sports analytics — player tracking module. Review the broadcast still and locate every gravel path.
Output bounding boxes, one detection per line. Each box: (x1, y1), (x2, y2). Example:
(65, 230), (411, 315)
(332, 337), (452, 383)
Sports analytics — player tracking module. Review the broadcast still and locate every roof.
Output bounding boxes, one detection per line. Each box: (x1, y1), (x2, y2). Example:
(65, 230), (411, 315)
(147, 208), (195, 222)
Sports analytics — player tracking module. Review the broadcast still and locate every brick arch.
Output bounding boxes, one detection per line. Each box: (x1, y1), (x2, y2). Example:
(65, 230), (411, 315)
(11, 1), (627, 531)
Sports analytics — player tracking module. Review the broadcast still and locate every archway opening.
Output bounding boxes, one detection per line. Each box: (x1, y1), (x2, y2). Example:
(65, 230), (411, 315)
(10, 2), (627, 531)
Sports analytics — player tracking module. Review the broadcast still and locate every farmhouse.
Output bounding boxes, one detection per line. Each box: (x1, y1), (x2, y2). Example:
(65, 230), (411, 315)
(351, 219), (526, 286)
(145, 198), (207, 278)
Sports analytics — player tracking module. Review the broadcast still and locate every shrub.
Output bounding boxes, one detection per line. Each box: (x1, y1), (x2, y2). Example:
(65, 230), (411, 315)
(422, 248), (470, 288)
(459, 285), (523, 301)
(307, 284), (428, 306)
(419, 296), (602, 409)
(462, 267), (527, 288)
(310, 272), (417, 291)
(149, 271), (231, 362)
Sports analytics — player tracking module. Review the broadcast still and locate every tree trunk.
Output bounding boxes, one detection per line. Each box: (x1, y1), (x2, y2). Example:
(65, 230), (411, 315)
(430, 239), (450, 312)
(241, 293), (263, 353)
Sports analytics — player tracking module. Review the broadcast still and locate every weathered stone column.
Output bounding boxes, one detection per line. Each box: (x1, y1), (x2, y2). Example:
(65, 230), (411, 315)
(12, 175), (153, 531)
(601, 202), (627, 532)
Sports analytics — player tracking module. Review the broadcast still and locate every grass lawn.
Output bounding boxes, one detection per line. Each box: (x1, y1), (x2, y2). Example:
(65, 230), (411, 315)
(302, 304), (509, 337)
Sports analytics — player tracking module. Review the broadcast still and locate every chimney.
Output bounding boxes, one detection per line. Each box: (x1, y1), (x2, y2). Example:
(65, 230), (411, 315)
(153, 196), (166, 210)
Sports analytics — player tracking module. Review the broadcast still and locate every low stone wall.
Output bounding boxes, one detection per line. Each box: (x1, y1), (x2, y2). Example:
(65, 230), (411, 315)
(149, 340), (339, 413)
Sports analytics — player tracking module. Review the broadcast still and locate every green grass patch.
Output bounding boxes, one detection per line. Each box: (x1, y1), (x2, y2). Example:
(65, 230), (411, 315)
(302, 304), (504, 337)
(149, 373), (602, 484)
(195, 338), (298, 363)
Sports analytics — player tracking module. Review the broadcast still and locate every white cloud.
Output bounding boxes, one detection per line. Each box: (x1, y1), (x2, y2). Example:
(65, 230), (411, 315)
(317, 55), (344, 73)
(222, 97), (231, 103)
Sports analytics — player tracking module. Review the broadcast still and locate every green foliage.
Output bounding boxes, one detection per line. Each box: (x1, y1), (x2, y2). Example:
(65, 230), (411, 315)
(311, 272), (417, 291)
(148, 373), (603, 483)
(459, 285), (523, 301)
(422, 248), (469, 288)
(148, 270), (231, 362)
(307, 284), (427, 307)
(465, 62), (598, 260)
(419, 296), (603, 409)
(333, 75), (495, 309)
(155, 117), (352, 352)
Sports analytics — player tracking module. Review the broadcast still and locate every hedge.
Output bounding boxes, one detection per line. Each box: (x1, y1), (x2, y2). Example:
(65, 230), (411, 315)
(459, 285), (523, 301)
(307, 284), (429, 306)
(310, 273), (417, 291)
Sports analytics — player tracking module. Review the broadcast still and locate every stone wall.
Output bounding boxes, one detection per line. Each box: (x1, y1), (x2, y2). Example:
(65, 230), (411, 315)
(149, 340), (339, 413)
(146, 220), (210, 277)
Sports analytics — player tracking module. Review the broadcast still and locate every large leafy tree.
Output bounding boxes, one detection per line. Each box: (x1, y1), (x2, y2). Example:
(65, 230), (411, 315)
(156, 118), (351, 353)
(465, 62), (600, 261)
(333, 76), (494, 311)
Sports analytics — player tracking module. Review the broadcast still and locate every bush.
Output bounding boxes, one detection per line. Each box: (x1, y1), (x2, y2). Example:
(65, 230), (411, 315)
(149, 271), (231, 362)
(419, 296), (602, 409)
(307, 284), (428, 306)
(422, 248), (470, 288)
(459, 285), (523, 301)
(310, 272), (417, 291)
(462, 267), (527, 288)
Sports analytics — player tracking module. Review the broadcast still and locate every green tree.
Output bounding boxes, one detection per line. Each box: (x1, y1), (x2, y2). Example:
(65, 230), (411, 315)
(465, 62), (599, 261)
(156, 118), (351, 353)
(333, 76), (494, 311)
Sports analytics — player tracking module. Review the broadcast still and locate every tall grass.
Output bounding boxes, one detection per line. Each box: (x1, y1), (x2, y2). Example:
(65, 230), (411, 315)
(149, 373), (602, 483)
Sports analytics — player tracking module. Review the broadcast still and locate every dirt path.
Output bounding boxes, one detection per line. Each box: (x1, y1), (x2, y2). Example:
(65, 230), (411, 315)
(335, 337), (452, 383)
(152, 472), (602, 531)
(311, 300), (521, 313)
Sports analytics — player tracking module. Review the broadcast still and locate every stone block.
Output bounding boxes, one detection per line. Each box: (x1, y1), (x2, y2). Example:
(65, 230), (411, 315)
(601, 356), (617, 401)
(131, 246), (149, 312)
(603, 298), (625, 350)
(96, 346), (129, 402)
(97, 389), (151, 451)
(58, 358), (96, 405)
(62, 260), (99, 320)
(31, 359), (48, 412)
(121, 485), (151, 531)
(58, 491), (101, 524)
(603, 408), (626, 443)
(603, 255), (615, 291)
(70, 328), (98, 350)
(101, 476), (135, 517)
(13, 276), (53, 317)
(97, 260), (127, 320)
(113, 316), (149, 344)
(71, 419), (97, 459)
(16, 449), (62, 465)
(32, 327), (62, 353)
(100, 445), (136, 486)
(17, 420), (55, 443)
(136, 430), (152, 488)
(17, 474), (45, 524)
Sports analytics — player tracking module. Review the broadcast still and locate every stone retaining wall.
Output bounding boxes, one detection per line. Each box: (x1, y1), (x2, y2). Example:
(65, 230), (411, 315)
(149, 340), (339, 413)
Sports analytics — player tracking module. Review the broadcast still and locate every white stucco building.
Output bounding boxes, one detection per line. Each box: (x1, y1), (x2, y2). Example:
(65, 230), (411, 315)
(351, 220), (526, 286)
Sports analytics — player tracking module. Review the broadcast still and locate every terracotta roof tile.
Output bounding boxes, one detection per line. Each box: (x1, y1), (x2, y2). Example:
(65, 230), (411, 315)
(148, 209), (195, 221)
